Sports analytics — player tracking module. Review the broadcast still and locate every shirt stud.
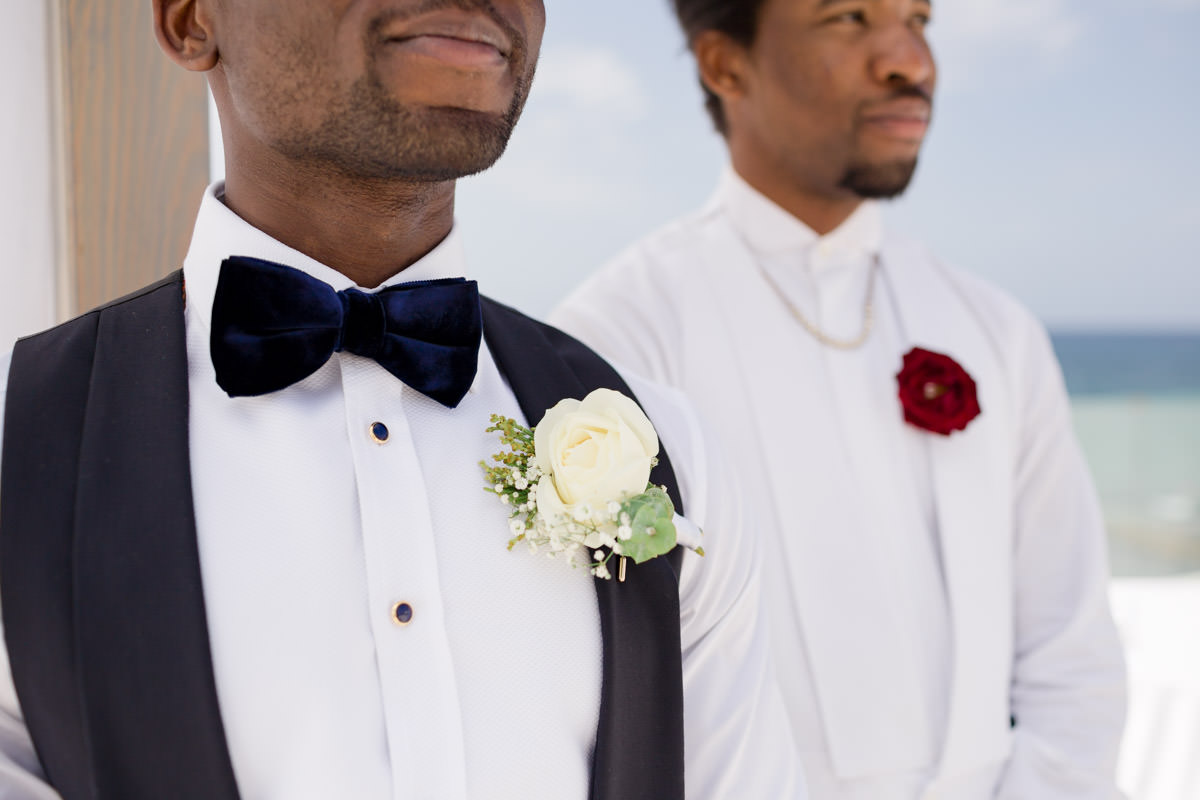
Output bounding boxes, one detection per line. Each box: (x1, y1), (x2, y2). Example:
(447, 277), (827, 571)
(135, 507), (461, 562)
(391, 601), (414, 627)
(370, 422), (390, 444)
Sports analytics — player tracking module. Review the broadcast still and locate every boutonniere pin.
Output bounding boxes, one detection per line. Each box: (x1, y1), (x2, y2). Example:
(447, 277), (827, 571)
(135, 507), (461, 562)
(482, 388), (693, 581)
(896, 347), (981, 435)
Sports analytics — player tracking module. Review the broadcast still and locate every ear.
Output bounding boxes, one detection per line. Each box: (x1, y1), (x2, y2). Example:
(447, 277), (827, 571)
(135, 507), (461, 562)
(692, 29), (750, 105)
(153, 0), (219, 72)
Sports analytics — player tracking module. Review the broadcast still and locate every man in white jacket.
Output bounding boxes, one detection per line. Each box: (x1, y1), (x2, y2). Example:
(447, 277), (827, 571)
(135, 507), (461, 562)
(0, 1), (804, 798)
(553, 0), (1127, 797)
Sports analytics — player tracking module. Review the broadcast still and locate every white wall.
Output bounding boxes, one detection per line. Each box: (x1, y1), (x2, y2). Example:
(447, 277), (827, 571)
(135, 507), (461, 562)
(0, 4), (58, 348)
(209, 91), (224, 183)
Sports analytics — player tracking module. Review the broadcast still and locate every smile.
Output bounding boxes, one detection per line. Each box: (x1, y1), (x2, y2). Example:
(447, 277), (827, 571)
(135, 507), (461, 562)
(383, 10), (513, 70)
(860, 99), (932, 140)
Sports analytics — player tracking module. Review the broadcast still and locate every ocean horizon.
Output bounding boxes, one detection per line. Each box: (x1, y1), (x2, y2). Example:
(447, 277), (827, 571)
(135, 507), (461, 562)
(1051, 331), (1200, 397)
(1052, 331), (1200, 577)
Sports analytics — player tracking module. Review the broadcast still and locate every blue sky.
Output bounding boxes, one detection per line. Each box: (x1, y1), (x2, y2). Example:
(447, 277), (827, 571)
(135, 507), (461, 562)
(454, 0), (1200, 330)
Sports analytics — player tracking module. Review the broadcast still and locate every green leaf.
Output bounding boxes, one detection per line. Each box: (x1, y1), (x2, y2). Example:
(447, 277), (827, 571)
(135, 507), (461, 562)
(619, 487), (677, 564)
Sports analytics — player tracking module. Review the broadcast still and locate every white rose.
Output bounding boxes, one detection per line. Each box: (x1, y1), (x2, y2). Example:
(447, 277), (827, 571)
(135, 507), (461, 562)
(533, 388), (659, 519)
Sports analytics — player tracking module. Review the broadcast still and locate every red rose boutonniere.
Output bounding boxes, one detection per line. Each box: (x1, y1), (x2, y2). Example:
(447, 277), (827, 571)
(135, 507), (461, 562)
(896, 347), (981, 436)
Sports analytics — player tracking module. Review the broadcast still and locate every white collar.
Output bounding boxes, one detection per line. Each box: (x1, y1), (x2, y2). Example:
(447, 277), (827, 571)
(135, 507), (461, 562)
(710, 166), (884, 270)
(183, 181), (469, 335)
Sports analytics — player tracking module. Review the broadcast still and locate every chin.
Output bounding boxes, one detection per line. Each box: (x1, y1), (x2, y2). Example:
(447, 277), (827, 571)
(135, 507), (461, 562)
(838, 158), (920, 200)
(394, 105), (518, 180)
(285, 87), (524, 183)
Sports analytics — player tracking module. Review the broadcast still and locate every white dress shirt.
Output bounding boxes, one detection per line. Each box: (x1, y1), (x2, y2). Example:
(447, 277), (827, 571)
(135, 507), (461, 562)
(552, 168), (1127, 800)
(0, 183), (804, 800)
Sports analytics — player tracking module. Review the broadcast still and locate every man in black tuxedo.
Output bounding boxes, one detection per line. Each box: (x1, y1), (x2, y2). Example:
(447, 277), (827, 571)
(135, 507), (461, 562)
(0, 1), (802, 798)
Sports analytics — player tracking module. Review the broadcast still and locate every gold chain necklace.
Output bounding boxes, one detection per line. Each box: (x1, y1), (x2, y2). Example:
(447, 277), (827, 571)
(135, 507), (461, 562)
(753, 252), (880, 350)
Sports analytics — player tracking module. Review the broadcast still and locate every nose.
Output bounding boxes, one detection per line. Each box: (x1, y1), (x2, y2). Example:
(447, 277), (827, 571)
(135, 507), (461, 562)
(869, 23), (936, 90)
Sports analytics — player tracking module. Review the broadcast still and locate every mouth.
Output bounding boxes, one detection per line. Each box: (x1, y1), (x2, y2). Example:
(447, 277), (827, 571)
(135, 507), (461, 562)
(860, 98), (933, 141)
(382, 9), (514, 70)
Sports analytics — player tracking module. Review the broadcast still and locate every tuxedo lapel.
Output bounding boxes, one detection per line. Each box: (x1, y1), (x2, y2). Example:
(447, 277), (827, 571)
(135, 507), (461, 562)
(481, 298), (686, 800)
(2, 313), (103, 799)
(72, 273), (241, 799)
(880, 242), (1017, 782)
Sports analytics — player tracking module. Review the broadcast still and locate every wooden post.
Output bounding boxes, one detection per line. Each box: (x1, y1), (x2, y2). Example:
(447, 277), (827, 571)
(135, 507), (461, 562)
(53, 0), (209, 314)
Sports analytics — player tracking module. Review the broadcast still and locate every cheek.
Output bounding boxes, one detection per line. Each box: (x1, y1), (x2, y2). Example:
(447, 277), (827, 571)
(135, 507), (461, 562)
(221, 19), (356, 138)
(762, 49), (848, 132)
(221, 2), (353, 93)
(525, 1), (547, 52)
(491, 0), (547, 65)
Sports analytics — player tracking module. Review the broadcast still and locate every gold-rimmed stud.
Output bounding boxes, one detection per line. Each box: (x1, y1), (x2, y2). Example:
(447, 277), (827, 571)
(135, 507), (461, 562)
(391, 601), (414, 627)
(370, 422), (390, 444)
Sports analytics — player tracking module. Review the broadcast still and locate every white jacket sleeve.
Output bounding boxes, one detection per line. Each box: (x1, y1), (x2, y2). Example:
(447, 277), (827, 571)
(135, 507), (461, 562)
(550, 247), (680, 387)
(993, 320), (1127, 799)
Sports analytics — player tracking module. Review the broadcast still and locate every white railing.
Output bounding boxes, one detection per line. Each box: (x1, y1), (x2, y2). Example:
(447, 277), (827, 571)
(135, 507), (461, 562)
(1111, 575), (1200, 799)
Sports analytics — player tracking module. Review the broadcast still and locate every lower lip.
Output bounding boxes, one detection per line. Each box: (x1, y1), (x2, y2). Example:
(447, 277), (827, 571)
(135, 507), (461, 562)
(862, 117), (929, 141)
(386, 35), (507, 70)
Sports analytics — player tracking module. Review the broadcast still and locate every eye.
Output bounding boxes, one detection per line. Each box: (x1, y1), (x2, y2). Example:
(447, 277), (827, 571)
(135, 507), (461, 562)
(826, 9), (867, 25)
(911, 5), (932, 28)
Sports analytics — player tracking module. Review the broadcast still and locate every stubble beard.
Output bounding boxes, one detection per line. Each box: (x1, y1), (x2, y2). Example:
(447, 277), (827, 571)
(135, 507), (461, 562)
(838, 157), (920, 200)
(273, 65), (533, 184)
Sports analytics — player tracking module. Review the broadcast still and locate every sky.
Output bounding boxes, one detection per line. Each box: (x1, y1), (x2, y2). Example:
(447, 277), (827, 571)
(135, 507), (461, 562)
(447, 0), (1200, 330)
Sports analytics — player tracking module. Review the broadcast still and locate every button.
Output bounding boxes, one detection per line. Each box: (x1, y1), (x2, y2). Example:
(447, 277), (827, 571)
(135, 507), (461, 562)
(369, 422), (390, 444)
(391, 601), (414, 626)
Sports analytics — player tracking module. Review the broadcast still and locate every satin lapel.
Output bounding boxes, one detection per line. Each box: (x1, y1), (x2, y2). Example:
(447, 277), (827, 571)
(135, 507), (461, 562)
(73, 273), (241, 799)
(481, 298), (685, 800)
(2, 314), (101, 799)
(880, 243), (1016, 780)
(695, 220), (933, 776)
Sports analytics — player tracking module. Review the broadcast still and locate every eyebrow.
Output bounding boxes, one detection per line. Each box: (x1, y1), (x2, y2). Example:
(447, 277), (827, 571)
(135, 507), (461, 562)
(815, 0), (931, 6)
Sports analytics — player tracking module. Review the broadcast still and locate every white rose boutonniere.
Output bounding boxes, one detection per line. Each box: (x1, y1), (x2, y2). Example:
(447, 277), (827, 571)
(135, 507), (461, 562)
(482, 388), (700, 580)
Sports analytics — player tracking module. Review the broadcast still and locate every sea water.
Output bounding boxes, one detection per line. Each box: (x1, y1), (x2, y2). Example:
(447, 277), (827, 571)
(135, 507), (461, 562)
(1054, 332), (1200, 577)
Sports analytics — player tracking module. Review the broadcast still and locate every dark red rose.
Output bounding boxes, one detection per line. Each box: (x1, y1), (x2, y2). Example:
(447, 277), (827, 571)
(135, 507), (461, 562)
(896, 347), (981, 436)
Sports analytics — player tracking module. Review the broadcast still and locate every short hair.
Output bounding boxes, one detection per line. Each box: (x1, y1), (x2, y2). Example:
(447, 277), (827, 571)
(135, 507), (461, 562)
(671, 0), (768, 136)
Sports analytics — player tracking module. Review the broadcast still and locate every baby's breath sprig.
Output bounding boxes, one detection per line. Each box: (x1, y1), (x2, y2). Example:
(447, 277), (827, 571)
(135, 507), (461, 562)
(480, 414), (541, 548)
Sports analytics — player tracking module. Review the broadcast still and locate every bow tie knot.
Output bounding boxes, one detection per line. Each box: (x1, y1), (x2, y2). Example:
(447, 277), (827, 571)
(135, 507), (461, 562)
(336, 288), (388, 359)
(210, 256), (482, 407)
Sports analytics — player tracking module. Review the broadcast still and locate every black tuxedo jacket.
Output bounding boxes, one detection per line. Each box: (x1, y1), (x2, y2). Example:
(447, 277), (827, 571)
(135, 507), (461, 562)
(0, 272), (687, 800)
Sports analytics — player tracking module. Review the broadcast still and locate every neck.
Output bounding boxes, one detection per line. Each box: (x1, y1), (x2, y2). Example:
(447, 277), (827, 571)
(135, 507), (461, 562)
(222, 151), (456, 289)
(729, 151), (861, 237)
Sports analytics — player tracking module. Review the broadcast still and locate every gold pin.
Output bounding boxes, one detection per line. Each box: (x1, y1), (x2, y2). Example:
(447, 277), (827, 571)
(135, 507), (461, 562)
(618, 556), (628, 583)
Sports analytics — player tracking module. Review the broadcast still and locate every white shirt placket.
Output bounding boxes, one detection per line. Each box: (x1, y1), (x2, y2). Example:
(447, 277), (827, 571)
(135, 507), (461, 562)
(339, 354), (468, 799)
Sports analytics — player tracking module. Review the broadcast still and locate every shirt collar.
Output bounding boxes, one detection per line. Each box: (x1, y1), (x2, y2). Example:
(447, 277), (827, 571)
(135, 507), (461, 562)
(183, 181), (470, 334)
(711, 166), (884, 269)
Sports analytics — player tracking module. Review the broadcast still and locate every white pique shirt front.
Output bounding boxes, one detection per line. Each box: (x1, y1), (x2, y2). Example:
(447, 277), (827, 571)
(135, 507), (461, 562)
(0, 183), (804, 800)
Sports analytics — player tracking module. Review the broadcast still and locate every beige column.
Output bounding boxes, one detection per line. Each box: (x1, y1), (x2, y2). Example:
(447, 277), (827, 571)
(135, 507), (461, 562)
(53, 0), (210, 318)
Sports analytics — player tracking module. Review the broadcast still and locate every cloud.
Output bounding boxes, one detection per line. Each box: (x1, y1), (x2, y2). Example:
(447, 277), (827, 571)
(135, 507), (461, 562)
(531, 45), (649, 122)
(466, 43), (653, 213)
(932, 0), (1082, 54)
(1167, 206), (1200, 231)
(927, 0), (1083, 92)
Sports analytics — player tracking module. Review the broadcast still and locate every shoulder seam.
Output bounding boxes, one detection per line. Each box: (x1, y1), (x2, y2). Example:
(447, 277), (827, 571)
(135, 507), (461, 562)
(16, 271), (183, 344)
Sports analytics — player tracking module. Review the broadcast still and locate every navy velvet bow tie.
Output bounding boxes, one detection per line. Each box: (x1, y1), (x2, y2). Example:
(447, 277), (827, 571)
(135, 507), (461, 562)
(210, 256), (482, 408)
